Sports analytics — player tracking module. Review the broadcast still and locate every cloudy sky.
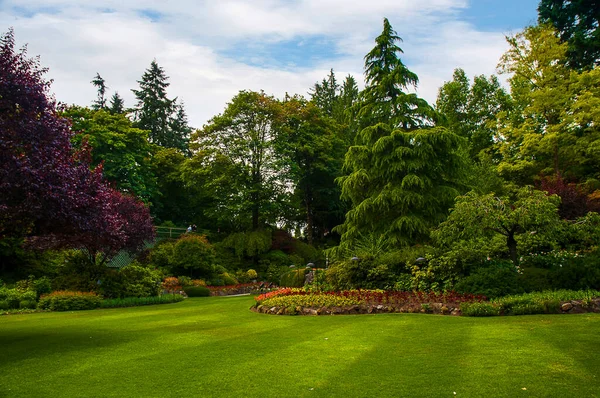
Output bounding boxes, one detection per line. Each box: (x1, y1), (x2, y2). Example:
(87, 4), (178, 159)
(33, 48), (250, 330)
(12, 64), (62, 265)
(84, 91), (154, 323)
(1, 0), (538, 128)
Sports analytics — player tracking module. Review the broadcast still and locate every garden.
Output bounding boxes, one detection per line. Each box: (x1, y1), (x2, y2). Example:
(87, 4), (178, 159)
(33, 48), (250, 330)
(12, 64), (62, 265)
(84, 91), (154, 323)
(2, 6), (600, 397)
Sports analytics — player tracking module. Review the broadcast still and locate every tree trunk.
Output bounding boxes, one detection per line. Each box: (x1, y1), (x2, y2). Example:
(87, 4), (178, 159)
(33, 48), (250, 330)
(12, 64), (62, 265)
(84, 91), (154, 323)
(305, 189), (314, 245)
(507, 232), (518, 265)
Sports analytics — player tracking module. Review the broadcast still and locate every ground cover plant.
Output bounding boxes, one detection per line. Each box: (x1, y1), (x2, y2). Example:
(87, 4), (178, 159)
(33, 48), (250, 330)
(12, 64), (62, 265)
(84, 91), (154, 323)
(1, 296), (599, 397)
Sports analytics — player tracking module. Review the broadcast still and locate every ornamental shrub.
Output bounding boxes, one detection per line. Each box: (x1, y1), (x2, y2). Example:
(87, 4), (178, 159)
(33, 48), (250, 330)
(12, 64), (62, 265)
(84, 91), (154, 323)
(38, 291), (102, 311)
(183, 286), (210, 297)
(173, 235), (216, 279)
(0, 287), (35, 309)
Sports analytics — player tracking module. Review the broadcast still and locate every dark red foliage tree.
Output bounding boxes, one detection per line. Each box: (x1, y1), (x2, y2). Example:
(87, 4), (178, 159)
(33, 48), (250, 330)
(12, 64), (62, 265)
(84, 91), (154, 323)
(0, 29), (154, 263)
(539, 174), (599, 220)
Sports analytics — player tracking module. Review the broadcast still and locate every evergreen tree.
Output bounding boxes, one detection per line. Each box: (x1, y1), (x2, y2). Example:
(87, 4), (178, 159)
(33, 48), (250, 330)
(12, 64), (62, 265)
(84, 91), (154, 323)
(132, 60), (190, 152)
(310, 68), (339, 117)
(91, 72), (107, 110)
(336, 18), (465, 249)
(538, 0), (600, 69)
(359, 18), (435, 130)
(108, 92), (125, 114)
(169, 100), (193, 156)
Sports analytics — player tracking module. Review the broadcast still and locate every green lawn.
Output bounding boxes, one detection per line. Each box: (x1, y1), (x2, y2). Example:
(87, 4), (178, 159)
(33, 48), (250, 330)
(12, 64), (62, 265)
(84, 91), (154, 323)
(1, 297), (599, 397)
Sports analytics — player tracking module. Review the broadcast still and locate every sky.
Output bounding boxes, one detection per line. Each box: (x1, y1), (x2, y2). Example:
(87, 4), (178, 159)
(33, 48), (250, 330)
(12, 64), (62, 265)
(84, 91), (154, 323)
(0, 0), (539, 128)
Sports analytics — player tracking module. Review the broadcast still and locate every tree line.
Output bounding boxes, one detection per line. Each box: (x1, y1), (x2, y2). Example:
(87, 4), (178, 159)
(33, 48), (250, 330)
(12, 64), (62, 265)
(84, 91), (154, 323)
(1, 0), (600, 291)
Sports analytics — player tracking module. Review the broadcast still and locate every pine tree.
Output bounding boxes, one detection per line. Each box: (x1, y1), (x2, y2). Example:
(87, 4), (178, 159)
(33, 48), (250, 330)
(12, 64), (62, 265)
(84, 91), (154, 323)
(310, 68), (339, 116)
(359, 18), (435, 130)
(132, 60), (190, 152)
(91, 72), (107, 110)
(108, 92), (125, 114)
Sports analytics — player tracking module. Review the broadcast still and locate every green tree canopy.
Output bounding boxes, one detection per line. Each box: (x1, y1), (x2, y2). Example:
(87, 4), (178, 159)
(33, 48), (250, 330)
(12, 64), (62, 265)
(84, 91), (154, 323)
(496, 24), (600, 186)
(432, 187), (562, 266)
(538, 0), (600, 69)
(64, 107), (158, 204)
(436, 68), (512, 160)
(190, 90), (287, 231)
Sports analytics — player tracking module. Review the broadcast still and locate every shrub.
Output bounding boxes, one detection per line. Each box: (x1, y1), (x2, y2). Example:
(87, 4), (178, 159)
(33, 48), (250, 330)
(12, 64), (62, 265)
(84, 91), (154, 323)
(19, 300), (37, 309)
(178, 276), (193, 287)
(0, 287), (35, 309)
(220, 272), (238, 286)
(247, 269), (258, 280)
(162, 277), (182, 292)
(460, 302), (500, 317)
(100, 294), (184, 308)
(172, 235), (216, 279)
(148, 239), (175, 269)
(455, 262), (522, 298)
(0, 300), (9, 310)
(38, 291), (102, 311)
(183, 286), (210, 297)
(100, 263), (162, 298)
(191, 279), (207, 287)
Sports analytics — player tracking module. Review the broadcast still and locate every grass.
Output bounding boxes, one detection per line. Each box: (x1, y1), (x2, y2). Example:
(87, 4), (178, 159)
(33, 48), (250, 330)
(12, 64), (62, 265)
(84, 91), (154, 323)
(1, 296), (599, 397)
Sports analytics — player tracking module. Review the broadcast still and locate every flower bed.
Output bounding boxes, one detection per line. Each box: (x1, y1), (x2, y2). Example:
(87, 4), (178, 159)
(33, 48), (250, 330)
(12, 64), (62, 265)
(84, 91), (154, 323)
(253, 289), (600, 316)
(253, 289), (486, 315)
(208, 282), (277, 296)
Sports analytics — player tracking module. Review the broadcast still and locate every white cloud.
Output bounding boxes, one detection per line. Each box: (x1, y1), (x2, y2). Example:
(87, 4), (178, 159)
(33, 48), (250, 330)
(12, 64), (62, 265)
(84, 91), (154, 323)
(0, 0), (514, 128)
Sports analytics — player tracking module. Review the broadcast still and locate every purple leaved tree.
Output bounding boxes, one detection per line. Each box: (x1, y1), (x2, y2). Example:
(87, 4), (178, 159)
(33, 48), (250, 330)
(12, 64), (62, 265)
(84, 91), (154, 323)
(0, 29), (154, 264)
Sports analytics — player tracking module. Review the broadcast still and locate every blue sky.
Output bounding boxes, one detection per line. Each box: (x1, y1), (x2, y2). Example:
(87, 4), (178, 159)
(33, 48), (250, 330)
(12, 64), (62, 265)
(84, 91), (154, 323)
(0, 0), (541, 127)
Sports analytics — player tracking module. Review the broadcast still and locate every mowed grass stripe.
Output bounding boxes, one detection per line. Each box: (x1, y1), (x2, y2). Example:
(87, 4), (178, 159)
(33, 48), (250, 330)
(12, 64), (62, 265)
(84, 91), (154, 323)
(1, 297), (599, 397)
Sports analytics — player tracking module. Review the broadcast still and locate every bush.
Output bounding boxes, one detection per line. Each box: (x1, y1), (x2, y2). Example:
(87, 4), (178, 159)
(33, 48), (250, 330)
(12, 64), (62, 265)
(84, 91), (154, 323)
(148, 240), (176, 269)
(100, 294), (184, 308)
(38, 291), (102, 311)
(455, 262), (522, 298)
(460, 302), (500, 317)
(220, 272), (238, 286)
(183, 286), (210, 297)
(0, 287), (36, 309)
(0, 300), (9, 310)
(173, 235), (216, 279)
(19, 300), (37, 309)
(99, 263), (162, 298)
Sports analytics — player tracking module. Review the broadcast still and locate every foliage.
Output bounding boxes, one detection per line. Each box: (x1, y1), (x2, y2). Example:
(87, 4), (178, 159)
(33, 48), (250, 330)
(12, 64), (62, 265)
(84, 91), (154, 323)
(538, 0), (600, 69)
(161, 277), (182, 292)
(100, 293), (184, 308)
(280, 269), (307, 288)
(358, 18), (436, 130)
(182, 286), (210, 297)
(148, 239), (176, 270)
(38, 291), (102, 311)
(91, 73), (107, 110)
(220, 230), (272, 258)
(0, 287), (36, 310)
(277, 96), (346, 243)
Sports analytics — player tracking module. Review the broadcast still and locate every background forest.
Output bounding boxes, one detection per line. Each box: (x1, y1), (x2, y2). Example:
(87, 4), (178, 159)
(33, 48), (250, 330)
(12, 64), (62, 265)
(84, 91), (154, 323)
(2, 0), (600, 299)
